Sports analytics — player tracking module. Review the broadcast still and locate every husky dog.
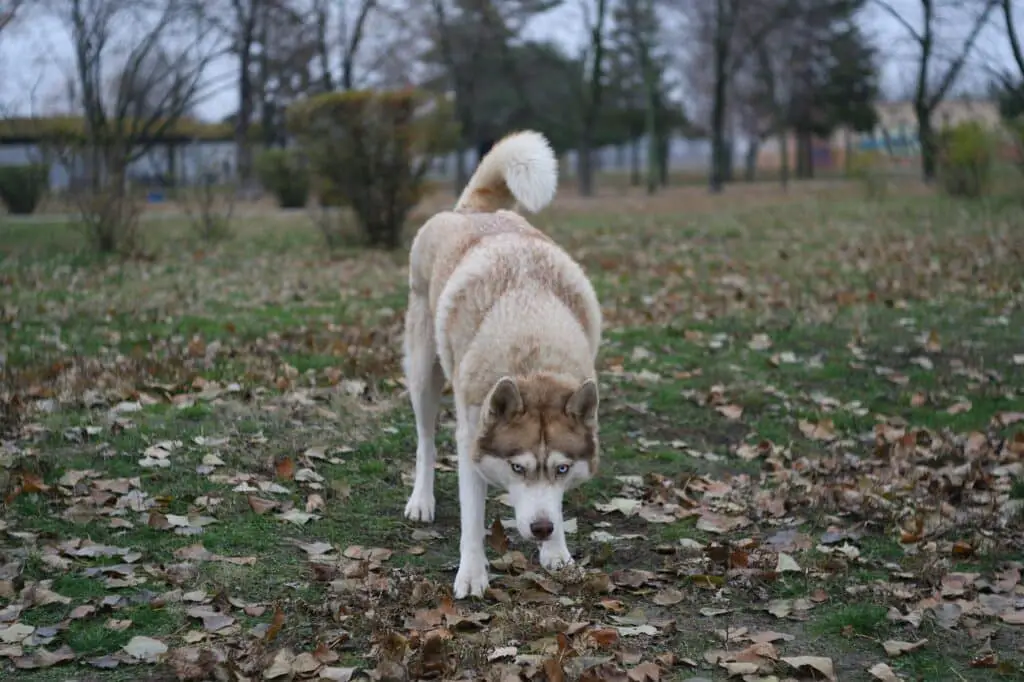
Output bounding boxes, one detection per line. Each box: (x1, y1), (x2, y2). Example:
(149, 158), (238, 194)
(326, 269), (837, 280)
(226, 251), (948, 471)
(401, 130), (603, 599)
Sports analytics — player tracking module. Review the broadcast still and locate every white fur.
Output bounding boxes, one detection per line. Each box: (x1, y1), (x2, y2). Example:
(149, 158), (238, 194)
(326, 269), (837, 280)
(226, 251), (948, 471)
(475, 452), (590, 571)
(453, 404), (490, 599)
(454, 131), (558, 214)
(402, 129), (601, 599)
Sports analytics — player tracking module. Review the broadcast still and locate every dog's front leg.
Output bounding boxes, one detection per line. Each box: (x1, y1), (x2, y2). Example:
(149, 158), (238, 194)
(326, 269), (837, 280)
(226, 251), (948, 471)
(453, 406), (489, 599)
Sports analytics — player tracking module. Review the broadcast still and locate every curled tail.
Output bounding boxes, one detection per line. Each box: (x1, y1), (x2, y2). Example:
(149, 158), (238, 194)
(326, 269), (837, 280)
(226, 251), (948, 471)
(454, 130), (558, 214)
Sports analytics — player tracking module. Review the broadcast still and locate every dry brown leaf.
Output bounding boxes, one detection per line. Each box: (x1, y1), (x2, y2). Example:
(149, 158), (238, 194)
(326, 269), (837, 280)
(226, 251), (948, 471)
(488, 517), (509, 555)
(627, 661), (661, 682)
(265, 605), (286, 643)
(782, 655), (836, 681)
(883, 639), (928, 657)
(274, 457), (295, 481)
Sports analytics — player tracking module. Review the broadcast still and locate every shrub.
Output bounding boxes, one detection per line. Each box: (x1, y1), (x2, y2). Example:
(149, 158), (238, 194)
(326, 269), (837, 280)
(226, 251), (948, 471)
(73, 184), (144, 255)
(255, 149), (310, 209)
(178, 162), (236, 242)
(846, 150), (889, 200)
(1006, 116), (1024, 176)
(287, 88), (458, 250)
(936, 122), (994, 199)
(0, 164), (49, 214)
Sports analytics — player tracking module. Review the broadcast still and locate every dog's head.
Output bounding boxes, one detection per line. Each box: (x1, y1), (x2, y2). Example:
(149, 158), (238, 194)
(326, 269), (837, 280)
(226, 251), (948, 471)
(473, 374), (599, 543)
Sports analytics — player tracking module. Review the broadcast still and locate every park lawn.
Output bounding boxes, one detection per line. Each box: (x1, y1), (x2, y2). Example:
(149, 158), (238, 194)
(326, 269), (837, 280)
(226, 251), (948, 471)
(2, 182), (1024, 681)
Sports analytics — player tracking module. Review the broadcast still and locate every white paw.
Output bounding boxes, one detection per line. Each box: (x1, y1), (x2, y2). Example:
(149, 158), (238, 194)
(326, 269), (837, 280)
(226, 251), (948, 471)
(453, 556), (490, 599)
(403, 492), (435, 523)
(540, 543), (574, 571)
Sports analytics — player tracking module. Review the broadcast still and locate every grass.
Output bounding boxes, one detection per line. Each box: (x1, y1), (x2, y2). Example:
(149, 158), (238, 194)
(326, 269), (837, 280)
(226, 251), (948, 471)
(2, 178), (1024, 681)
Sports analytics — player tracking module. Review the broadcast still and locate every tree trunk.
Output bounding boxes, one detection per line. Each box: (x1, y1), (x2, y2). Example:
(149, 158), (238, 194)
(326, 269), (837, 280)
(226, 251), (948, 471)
(236, 47), (254, 186)
(779, 129), (789, 191)
(578, 0), (608, 197)
(744, 139), (759, 182)
(454, 143), (468, 194)
(642, 65), (658, 195)
(795, 132), (813, 179)
(578, 137), (594, 197)
(709, 0), (730, 194)
(723, 137), (734, 182)
(657, 134), (669, 186)
(843, 129), (853, 176)
(630, 138), (641, 186)
(916, 104), (937, 182)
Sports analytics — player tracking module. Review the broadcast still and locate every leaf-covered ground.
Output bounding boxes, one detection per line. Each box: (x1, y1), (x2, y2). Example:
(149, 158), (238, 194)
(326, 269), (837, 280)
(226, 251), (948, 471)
(2, 182), (1024, 681)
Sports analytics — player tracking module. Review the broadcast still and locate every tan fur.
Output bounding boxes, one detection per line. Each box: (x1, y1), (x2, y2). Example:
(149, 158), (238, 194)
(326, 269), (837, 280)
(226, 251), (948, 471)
(407, 208), (602, 435)
(402, 130), (602, 598)
(476, 373), (599, 473)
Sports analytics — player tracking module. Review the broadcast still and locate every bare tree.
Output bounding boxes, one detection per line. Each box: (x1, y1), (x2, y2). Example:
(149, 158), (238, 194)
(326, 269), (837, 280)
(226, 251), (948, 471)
(873, 0), (999, 181)
(576, 0), (608, 197)
(684, 0), (799, 193)
(205, 0), (263, 186)
(617, 0), (662, 194)
(731, 37), (790, 184)
(54, 0), (221, 251)
(1002, 0), (1024, 78)
(312, 0), (378, 91)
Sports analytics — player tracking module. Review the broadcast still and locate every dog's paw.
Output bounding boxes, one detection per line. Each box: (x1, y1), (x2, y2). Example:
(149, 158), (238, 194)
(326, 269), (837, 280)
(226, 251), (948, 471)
(453, 556), (489, 599)
(539, 543), (574, 571)
(403, 492), (435, 523)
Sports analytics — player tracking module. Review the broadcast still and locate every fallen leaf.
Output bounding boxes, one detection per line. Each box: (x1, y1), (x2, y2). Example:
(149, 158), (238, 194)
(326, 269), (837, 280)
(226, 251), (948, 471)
(868, 662), (900, 681)
(488, 517), (509, 554)
(652, 588), (684, 606)
(275, 456), (295, 481)
(122, 636), (168, 663)
(781, 655), (836, 681)
(716, 404), (743, 420)
(883, 639), (928, 657)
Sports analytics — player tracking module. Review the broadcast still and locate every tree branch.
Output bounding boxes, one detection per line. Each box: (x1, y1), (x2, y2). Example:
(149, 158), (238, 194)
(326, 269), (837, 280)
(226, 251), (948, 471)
(871, 0), (924, 43)
(926, 0), (998, 109)
(1003, 0), (1024, 78)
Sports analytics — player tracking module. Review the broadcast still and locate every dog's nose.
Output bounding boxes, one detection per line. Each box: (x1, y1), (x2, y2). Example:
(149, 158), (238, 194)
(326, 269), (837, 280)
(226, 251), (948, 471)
(529, 518), (554, 540)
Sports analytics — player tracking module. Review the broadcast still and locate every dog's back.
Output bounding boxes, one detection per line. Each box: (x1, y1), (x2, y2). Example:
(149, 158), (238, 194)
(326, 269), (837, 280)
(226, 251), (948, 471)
(407, 132), (602, 402)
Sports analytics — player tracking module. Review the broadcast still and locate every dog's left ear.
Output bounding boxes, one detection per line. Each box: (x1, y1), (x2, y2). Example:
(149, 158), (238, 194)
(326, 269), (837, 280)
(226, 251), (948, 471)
(565, 378), (599, 428)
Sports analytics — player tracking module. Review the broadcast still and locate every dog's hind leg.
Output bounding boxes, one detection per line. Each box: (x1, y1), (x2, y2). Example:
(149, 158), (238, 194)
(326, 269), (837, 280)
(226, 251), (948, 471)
(403, 295), (445, 523)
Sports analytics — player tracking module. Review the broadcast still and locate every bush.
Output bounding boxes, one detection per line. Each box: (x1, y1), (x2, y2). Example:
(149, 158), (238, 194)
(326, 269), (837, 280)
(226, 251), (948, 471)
(1006, 116), (1024, 176)
(936, 122), (994, 199)
(846, 150), (889, 200)
(287, 89), (458, 249)
(0, 164), (49, 214)
(73, 184), (143, 255)
(178, 165), (236, 243)
(255, 149), (310, 209)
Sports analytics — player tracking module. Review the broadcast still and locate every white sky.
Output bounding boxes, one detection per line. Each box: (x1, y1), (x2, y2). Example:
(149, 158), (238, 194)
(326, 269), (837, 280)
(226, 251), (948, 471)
(0, 0), (1021, 122)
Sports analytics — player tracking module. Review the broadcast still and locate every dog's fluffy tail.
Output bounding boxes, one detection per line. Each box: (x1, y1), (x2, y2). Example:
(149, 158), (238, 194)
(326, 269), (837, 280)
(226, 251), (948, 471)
(454, 130), (558, 214)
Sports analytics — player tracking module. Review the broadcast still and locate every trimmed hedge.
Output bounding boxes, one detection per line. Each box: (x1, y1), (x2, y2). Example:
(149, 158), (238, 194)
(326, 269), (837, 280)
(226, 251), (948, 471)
(0, 164), (49, 214)
(255, 149), (310, 209)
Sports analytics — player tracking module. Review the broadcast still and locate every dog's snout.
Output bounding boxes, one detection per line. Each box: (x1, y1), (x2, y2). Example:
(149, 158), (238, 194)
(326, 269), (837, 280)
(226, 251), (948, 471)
(529, 518), (554, 540)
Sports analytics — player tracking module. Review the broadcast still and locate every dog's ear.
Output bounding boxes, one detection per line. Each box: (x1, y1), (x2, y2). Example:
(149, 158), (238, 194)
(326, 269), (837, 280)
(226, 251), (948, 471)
(565, 378), (599, 429)
(484, 376), (523, 426)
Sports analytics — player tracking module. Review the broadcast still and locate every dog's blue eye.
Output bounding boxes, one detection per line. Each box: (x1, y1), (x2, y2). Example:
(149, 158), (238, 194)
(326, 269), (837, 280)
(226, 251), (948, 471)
(556, 464), (570, 475)
(510, 463), (525, 474)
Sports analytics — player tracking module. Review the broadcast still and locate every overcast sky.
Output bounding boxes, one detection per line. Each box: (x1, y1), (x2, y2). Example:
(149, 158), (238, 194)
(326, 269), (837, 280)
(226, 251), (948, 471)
(0, 0), (1021, 122)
